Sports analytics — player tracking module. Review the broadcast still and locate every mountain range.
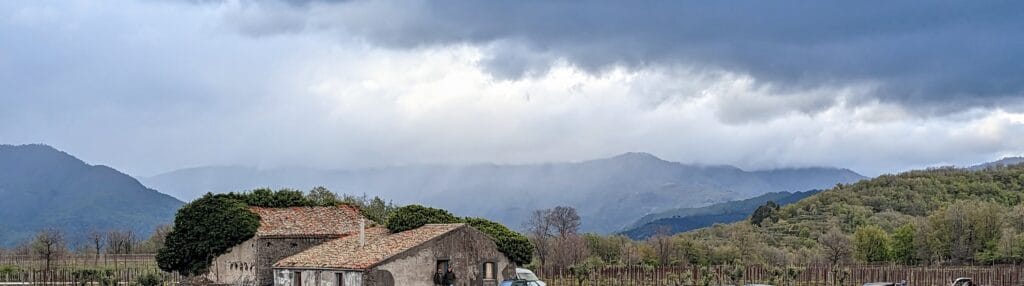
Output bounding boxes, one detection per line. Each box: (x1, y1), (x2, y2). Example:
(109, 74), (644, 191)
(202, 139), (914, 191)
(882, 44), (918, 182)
(0, 144), (183, 247)
(620, 190), (821, 240)
(969, 156), (1024, 170)
(143, 152), (866, 233)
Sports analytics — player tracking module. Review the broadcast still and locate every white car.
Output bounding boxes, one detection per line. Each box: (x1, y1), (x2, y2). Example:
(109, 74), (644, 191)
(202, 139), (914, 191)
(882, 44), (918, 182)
(499, 268), (547, 286)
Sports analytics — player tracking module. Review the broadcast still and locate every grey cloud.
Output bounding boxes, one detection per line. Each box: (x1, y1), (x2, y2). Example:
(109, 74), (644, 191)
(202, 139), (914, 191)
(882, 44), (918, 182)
(204, 0), (1024, 112)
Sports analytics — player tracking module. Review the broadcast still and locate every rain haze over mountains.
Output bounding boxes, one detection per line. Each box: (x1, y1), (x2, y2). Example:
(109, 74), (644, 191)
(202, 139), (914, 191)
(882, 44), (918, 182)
(2, 1), (1024, 245)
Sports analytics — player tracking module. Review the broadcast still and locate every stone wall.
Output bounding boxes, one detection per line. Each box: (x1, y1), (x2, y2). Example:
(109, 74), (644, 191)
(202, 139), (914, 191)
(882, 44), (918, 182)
(370, 227), (512, 286)
(206, 238), (258, 285)
(255, 237), (334, 286)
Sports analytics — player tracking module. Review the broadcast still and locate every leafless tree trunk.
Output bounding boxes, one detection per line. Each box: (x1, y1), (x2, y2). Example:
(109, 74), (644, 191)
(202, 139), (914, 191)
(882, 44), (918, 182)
(526, 209), (553, 266)
(88, 230), (105, 265)
(107, 230), (136, 270)
(32, 229), (65, 283)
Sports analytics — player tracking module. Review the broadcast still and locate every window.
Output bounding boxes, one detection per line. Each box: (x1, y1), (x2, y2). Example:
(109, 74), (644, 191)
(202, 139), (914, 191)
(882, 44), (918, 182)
(335, 273), (345, 286)
(293, 271), (302, 286)
(482, 262), (495, 280)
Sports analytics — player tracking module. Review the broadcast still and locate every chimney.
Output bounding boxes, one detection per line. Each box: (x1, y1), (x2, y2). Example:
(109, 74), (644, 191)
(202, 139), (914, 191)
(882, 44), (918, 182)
(359, 218), (365, 247)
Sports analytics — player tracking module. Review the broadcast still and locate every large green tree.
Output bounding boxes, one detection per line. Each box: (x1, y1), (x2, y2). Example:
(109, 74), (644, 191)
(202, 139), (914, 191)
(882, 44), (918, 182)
(156, 194), (260, 276)
(853, 225), (891, 263)
(890, 223), (917, 264)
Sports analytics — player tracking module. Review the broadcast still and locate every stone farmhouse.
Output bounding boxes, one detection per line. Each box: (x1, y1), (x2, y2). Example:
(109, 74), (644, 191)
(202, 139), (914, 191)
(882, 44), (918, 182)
(204, 205), (514, 286)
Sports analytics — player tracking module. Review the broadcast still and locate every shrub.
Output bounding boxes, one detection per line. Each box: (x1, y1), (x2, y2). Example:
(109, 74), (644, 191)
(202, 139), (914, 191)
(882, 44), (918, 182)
(135, 272), (163, 286)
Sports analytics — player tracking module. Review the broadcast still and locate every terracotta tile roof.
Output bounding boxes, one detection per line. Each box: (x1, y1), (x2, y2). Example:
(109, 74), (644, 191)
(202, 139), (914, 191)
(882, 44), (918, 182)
(250, 205), (365, 237)
(274, 224), (465, 270)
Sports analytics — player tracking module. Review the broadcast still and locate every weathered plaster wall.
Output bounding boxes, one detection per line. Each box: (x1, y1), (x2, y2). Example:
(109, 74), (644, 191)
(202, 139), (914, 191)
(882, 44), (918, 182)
(370, 227), (512, 286)
(256, 237), (334, 286)
(206, 238), (258, 285)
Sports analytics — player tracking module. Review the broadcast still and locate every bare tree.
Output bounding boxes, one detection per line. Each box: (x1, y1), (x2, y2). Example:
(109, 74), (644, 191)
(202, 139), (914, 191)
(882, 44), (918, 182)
(107, 230), (136, 270)
(528, 206), (585, 268)
(649, 226), (675, 266)
(525, 209), (553, 266)
(88, 230), (105, 265)
(32, 229), (65, 276)
(549, 206), (581, 238)
(106, 230), (136, 255)
(819, 228), (852, 268)
(550, 234), (589, 269)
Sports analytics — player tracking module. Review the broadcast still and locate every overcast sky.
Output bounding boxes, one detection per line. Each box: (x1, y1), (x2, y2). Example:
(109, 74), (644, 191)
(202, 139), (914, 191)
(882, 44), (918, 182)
(2, 0), (1023, 177)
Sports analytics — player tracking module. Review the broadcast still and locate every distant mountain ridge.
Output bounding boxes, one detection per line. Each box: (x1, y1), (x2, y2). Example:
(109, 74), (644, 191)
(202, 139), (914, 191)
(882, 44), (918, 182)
(0, 144), (183, 246)
(969, 156), (1024, 170)
(144, 152), (865, 233)
(620, 190), (821, 240)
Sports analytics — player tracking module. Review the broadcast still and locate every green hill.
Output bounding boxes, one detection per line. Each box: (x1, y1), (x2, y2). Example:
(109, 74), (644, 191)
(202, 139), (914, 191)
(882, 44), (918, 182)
(678, 164), (1024, 266)
(0, 144), (183, 247)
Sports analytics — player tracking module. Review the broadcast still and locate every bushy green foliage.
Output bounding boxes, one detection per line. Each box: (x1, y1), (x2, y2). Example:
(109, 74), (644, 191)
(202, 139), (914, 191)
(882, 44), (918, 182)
(156, 194), (261, 276)
(386, 205), (461, 232)
(750, 201), (780, 226)
(0, 265), (22, 276)
(464, 217), (534, 265)
(853, 225), (891, 263)
(134, 272), (163, 286)
(890, 223), (916, 264)
(71, 269), (119, 286)
(221, 188), (314, 207)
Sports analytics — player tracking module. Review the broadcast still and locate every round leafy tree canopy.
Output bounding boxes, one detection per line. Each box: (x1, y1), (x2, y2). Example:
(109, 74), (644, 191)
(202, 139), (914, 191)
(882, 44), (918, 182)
(156, 194), (260, 276)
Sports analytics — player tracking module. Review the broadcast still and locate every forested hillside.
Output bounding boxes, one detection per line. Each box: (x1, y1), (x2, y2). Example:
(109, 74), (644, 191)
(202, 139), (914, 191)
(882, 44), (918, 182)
(675, 165), (1024, 266)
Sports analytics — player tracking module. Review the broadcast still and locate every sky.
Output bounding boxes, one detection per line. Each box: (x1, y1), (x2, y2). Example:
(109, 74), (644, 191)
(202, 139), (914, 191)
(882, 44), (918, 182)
(2, 0), (1023, 177)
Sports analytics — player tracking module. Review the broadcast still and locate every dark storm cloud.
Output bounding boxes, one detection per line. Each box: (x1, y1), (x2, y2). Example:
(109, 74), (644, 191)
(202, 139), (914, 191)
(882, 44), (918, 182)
(209, 0), (1024, 111)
